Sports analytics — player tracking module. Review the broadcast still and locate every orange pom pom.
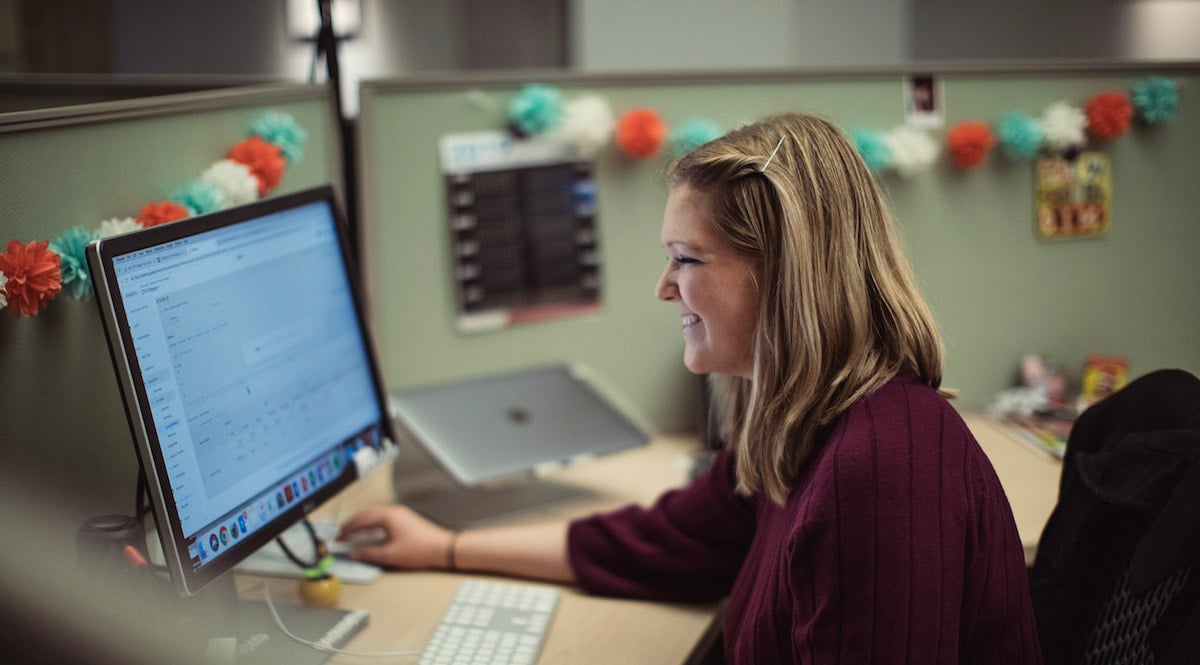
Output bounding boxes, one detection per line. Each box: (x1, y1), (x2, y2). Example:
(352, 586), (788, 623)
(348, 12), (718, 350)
(1085, 91), (1133, 141)
(136, 200), (191, 227)
(946, 121), (997, 169)
(616, 108), (667, 159)
(0, 239), (62, 317)
(228, 136), (285, 195)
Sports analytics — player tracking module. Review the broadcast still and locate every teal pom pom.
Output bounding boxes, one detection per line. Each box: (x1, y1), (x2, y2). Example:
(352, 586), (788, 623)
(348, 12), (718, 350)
(250, 111), (308, 163)
(508, 84), (563, 136)
(1132, 76), (1178, 124)
(170, 179), (225, 215)
(852, 129), (891, 174)
(668, 118), (722, 157)
(48, 225), (98, 300)
(997, 112), (1043, 160)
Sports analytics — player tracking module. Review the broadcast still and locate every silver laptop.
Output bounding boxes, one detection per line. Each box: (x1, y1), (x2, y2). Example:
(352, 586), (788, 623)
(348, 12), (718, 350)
(390, 364), (648, 485)
(388, 365), (648, 527)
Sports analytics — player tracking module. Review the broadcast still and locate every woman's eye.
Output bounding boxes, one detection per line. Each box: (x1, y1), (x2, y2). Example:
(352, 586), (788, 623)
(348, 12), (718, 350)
(672, 255), (698, 265)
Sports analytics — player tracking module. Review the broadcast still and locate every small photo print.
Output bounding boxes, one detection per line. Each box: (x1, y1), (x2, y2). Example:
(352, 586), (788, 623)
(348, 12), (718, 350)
(904, 74), (944, 129)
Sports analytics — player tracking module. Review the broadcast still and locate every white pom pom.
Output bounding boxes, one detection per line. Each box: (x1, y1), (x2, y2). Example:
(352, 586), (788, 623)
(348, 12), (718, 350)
(202, 159), (259, 207)
(552, 94), (615, 157)
(1040, 101), (1087, 150)
(97, 217), (143, 238)
(0, 272), (8, 311)
(884, 126), (939, 177)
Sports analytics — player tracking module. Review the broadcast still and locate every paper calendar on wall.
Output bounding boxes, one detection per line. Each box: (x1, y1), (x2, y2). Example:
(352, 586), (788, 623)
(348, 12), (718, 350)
(439, 132), (602, 333)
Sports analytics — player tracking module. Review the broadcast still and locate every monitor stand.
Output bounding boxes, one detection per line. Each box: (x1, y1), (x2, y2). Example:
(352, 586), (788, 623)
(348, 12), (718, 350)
(392, 438), (596, 530)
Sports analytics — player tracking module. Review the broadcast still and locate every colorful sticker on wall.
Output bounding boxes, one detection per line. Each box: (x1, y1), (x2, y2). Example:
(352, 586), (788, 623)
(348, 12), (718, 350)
(1034, 151), (1111, 240)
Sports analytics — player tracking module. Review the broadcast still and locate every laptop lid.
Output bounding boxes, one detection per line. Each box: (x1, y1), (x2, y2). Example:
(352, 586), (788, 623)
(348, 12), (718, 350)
(389, 365), (648, 485)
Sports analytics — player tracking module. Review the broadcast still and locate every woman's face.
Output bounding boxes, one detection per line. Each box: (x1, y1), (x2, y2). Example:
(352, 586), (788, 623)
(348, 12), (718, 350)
(655, 185), (760, 379)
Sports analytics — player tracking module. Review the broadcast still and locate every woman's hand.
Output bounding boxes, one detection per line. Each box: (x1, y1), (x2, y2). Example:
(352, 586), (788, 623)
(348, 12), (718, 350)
(338, 505), (575, 583)
(336, 505), (454, 570)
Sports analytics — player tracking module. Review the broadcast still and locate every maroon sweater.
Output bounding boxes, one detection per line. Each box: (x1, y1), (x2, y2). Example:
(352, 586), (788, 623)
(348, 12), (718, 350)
(567, 375), (1042, 664)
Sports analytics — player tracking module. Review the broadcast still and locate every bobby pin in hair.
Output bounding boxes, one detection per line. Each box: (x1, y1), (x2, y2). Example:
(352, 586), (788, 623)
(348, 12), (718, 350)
(761, 136), (785, 173)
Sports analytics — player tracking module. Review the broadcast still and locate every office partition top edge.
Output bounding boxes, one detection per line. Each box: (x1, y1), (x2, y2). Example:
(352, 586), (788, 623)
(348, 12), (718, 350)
(359, 60), (1200, 94)
(0, 83), (329, 134)
(0, 72), (286, 91)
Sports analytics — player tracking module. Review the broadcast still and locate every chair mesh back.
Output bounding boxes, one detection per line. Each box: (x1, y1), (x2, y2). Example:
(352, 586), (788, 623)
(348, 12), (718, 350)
(1082, 565), (1191, 665)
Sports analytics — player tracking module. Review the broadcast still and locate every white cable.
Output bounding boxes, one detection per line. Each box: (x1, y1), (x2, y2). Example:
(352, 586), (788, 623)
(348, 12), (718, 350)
(260, 585), (422, 659)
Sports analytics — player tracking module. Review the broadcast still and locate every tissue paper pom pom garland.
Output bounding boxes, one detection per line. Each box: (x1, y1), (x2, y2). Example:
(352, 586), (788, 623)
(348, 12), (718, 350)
(170, 179), (225, 216)
(668, 118), (723, 158)
(946, 121), (997, 169)
(508, 84), (564, 137)
(852, 129), (892, 174)
(228, 136), (286, 195)
(997, 112), (1043, 160)
(136, 201), (191, 228)
(0, 240), (62, 318)
(503, 77), (1179, 174)
(1132, 76), (1178, 124)
(885, 126), (939, 177)
(616, 108), (667, 159)
(1040, 101), (1088, 151)
(554, 94), (615, 157)
(1085, 91), (1134, 141)
(98, 217), (142, 238)
(250, 111), (308, 163)
(202, 159), (260, 208)
(1, 111), (306, 320)
(48, 226), (98, 301)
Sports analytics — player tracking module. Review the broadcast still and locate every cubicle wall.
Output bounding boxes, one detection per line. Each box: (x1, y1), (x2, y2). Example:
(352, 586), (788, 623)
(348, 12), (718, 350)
(359, 64), (1200, 433)
(4, 67), (1195, 530)
(0, 83), (340, 524)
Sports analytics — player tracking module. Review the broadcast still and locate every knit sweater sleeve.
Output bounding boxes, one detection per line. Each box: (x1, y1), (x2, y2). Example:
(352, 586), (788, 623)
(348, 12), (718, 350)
(567, 448), (756, 602)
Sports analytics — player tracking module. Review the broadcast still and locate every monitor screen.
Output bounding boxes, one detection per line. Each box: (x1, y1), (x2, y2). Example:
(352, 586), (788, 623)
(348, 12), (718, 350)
(88, 186), (394, 596)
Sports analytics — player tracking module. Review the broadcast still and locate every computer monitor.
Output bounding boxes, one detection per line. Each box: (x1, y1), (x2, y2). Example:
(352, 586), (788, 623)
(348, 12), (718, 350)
(87, 185), (395, 598)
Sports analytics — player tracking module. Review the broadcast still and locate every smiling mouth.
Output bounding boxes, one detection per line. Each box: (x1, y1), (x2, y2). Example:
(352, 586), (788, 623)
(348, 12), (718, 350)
(681, 314), (699, 328)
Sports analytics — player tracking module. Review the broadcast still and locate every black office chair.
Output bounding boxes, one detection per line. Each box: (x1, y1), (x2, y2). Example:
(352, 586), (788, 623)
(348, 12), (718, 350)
(1029, 369), (1200, 665)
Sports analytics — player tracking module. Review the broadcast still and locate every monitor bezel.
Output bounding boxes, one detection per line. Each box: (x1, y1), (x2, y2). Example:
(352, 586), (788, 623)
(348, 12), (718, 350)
(87, 185), (396, 596)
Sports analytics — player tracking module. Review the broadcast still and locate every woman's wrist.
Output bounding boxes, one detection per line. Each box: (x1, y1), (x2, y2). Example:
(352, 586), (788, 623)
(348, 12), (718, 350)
(445, 530), (459, 571)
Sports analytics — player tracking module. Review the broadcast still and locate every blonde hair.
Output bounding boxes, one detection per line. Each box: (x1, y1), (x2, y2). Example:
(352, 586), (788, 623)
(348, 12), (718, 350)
(667, 112), (944, 503)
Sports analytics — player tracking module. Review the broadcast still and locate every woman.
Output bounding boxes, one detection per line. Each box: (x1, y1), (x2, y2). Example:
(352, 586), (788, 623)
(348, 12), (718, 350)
(340, 112), (1042, 663)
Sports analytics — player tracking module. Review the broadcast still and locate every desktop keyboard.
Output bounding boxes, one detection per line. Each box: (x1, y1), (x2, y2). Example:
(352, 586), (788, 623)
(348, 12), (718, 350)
(419, 579), (559, 665)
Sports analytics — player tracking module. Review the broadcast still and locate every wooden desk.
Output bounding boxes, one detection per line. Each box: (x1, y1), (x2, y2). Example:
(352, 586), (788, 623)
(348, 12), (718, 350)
(240, 416), (1060, 662)
(240, 435), (722, 665)
(959, 411), (1063, 565)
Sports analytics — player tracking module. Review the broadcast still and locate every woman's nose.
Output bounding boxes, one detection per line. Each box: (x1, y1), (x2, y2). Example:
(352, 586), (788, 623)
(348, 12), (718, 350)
(655, 264), (677, 301)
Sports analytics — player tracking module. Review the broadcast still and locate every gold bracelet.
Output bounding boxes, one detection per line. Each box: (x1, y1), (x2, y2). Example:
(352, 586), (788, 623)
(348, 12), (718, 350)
(446, 531), (459, 571)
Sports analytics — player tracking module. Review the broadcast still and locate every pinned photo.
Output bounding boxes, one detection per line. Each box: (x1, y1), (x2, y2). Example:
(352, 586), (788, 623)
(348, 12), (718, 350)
(905, 74), (944, 129)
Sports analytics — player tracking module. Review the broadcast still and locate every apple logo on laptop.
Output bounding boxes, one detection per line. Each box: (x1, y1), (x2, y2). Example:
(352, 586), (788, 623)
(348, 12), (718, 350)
(507, 407), (531, 425)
